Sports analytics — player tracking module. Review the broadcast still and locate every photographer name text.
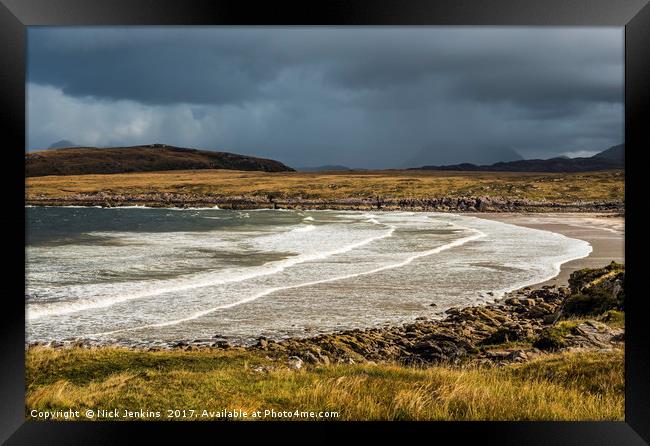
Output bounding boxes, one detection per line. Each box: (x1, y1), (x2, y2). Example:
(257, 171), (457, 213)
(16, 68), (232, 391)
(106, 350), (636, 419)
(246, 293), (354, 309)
(29, 408), (339, 420)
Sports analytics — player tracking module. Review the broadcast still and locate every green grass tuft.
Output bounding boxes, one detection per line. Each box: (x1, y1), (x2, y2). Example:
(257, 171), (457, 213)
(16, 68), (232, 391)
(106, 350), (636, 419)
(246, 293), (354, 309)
(26, 347), (623, 421)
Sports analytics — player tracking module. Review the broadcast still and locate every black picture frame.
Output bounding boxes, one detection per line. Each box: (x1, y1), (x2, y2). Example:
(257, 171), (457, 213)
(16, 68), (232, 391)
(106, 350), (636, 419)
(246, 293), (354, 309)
(2, 0), (648, 443)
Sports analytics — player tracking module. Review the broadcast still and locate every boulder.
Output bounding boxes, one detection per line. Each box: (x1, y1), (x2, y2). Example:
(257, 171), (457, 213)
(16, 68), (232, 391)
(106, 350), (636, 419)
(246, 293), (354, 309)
(302, 351), (320, 364)
(256, 337), (269, 349)
(287, 356), (304, 370)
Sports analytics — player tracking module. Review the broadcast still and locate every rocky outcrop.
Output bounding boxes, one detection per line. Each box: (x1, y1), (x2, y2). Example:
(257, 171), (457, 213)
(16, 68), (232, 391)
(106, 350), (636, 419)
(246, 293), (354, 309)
(26, 192), (624, 213)
(144, 285), (621, 366)
(563, 320), (624, 350)
(248, 286), (571, 366)
(251, 281), (623, 367)
(556, 261), (625, 317)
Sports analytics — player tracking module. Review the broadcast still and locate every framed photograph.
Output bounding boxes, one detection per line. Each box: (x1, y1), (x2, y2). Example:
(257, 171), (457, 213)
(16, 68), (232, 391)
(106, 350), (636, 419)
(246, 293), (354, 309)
(2, 0), (648, 443)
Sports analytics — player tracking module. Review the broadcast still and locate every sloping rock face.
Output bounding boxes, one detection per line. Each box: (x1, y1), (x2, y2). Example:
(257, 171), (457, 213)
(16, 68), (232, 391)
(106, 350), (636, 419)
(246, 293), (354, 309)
(565, 321), (624, 350)
(563, 261), (625, 316)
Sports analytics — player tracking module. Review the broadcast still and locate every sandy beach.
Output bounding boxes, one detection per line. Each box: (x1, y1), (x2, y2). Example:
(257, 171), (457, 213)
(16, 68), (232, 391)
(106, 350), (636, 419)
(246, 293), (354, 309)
(473, 213), (624, 288)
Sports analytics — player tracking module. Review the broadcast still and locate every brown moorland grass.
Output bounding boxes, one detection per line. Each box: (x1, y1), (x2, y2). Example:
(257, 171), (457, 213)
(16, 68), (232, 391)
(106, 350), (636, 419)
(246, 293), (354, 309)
(26, 169), (624, 202)
(26, 347), (623, 421)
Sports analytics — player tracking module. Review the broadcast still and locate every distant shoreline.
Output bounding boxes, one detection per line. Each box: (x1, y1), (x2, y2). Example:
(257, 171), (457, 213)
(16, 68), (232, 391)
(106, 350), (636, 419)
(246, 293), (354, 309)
(25, 195), (624, 213)
(25, 168), (625, 211)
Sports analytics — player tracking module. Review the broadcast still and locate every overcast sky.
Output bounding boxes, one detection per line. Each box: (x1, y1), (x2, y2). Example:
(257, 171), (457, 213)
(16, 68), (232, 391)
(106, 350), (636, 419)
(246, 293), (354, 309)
(27, 27), (623, 168)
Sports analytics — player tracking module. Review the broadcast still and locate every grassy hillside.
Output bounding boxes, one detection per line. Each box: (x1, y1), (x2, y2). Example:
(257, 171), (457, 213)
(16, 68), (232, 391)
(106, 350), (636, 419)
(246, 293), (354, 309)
(26, 347), (622, 421)
(26, 169), (624, 203)
(25, 145), (294, 177)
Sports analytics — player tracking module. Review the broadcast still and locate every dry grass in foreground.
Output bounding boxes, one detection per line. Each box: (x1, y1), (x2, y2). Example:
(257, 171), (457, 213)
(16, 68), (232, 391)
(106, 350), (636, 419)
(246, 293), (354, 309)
(26, 169), (624, 203)
(26, 347), (623, 421)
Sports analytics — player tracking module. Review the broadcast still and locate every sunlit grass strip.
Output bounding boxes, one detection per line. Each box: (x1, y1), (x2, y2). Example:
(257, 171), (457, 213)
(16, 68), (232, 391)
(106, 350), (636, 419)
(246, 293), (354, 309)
(26, 169), (624, 203)
(26, 347), (623, 421)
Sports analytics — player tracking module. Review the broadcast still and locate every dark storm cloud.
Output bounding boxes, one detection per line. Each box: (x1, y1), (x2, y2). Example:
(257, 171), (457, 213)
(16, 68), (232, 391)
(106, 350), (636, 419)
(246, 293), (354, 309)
(27, 27), (623, 168)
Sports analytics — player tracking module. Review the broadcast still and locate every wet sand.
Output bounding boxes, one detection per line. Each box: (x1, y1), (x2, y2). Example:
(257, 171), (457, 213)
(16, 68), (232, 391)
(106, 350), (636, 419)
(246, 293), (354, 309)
(472, 213), (624, 288)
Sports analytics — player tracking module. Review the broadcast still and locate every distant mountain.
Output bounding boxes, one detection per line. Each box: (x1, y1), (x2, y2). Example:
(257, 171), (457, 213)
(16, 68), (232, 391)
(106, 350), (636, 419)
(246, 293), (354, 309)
(48, 140), (78, 149)
(26, 144), (295, 177)
(407, 144), (523, 168)
(411, 144), (624, 173)
(297, 165), (353, 172)
(591, 144), (624, 162)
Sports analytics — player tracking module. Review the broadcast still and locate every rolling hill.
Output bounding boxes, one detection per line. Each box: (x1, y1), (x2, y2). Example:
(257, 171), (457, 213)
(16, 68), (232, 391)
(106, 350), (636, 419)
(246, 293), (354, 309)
(296, 165), (354, 172)
(25, 144), (294, 177)
(412, 144), (624, 173)
(591, 144), (624, 162)
(406, 144), (523, 168)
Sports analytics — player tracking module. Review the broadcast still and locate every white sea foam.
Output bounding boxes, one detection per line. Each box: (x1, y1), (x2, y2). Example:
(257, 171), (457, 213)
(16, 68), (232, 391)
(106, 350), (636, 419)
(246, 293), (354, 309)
(94, 227), (485, 334)
(290, 225), (316, 233)
(28, 204), (223, 210)
(27, 205), (104, 209)
(27, 222), (395, 320)
(442, 214), (593, 300)
(167, 205), (221, 210)
(26, 209), (601, 344)
(483, 237), (592, 300)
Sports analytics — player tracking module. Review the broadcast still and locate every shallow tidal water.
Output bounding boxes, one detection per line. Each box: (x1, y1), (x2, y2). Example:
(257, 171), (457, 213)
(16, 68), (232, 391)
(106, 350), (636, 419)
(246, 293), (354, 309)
(26, 207), (591, 346)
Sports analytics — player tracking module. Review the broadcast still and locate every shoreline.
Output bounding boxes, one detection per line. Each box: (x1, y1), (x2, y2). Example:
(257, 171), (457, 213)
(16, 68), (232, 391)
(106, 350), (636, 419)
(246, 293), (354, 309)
(30, 263), (625, 368)
(25, 195), (624, 213)
(27, 210), (624, 362)
(473, 213), (624, 287)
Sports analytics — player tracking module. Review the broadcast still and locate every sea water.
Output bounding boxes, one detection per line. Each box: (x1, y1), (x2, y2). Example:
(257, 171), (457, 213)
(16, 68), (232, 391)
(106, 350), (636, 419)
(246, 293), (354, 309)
(26, 207), (591, 345)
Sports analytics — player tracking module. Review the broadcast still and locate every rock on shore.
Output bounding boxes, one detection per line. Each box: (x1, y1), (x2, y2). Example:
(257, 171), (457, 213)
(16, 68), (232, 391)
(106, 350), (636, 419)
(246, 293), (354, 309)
(26, 192), (624, 213)
(249, 285), (622, 367)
